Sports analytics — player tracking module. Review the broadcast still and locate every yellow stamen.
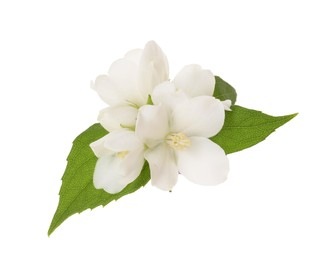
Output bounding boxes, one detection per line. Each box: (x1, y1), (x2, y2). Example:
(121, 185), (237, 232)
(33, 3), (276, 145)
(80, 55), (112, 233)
(166, 132), (191, 150)
(116, 151), (129, 159)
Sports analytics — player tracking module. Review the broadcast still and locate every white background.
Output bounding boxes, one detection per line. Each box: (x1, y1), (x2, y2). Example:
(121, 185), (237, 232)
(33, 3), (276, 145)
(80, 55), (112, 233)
(1, 0), (325, 259)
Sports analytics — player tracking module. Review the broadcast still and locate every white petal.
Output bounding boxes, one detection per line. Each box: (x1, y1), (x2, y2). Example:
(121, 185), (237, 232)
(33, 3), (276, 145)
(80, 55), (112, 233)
(120, 149), (145, 183)
(92, 74), (120, 105)
(176, 137), (229, 186)
(93, 155), (128, 194)
(145, 144), (178, 191)
(103, 129), (144, 152)
(90, 130), (143, 157)
(138, 41), (169, 97)
(108, 58), (146, 105)
(173, 64), (215, 97)
(136, 105), (169, 148)
(92, 59), (145, 106)
(151, 81), (189, 111)
(98, 105), (138, 132)
(222, 100), (232, 111)
(171, 96), (225, 138)
(151, 81), (175, 104)
(124, 49), (142, 64)
(90, 134), (113, 158)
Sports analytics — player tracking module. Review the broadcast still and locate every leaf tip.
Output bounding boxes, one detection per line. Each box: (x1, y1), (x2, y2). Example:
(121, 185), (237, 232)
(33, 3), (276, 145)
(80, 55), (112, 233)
(283, 112), (298, 123)
(291, 112), (299, 118)
(47, 226), (54, 237)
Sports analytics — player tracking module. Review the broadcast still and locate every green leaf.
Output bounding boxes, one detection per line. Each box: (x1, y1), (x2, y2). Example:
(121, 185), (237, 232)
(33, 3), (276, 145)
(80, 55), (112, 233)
(211, 105), (297, 154)
(213, 76), (237, 104)
(48, 124), (150, 236)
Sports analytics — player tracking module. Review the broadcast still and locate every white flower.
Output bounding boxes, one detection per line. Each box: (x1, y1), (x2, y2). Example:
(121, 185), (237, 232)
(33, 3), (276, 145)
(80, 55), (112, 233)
(90, 130), (145, 194)
(135, 96), (229, 191)
(90, 42), (230, 193)
(92, 41), (169, 131)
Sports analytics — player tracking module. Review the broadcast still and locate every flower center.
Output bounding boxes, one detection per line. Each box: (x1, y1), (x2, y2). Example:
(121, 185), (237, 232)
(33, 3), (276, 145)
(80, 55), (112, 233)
(166, 132), (191, 150)
(116, 151), (129, 159)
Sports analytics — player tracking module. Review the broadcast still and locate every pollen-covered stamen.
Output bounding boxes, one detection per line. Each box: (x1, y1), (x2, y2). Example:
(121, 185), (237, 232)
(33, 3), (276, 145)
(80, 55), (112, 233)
(166, 132), (191, 150)
(116, 151), (129, 159)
